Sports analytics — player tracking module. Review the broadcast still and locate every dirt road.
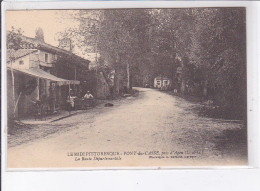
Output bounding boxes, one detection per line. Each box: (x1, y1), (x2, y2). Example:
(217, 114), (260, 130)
(8, 87), (247, 168)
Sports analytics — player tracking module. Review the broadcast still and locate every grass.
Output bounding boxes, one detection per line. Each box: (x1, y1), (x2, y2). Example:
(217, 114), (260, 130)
(166, 91), (246, 121)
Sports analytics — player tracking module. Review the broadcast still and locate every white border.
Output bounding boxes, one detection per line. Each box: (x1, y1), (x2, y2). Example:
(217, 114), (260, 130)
(2, 1), (260, 191)
(0, 0), (258, 9)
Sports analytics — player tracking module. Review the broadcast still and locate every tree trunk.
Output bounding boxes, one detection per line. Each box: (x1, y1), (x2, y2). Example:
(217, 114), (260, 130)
(13, 92), (22, 118)
(129, 73), (133, 90)
(181, 78), (186, 95)
(180, 62), (186, 95)
(11, 64), (16, 119)
(126, 62), (131, 92)
(113, 67), (120, 97)
(203, 80), (208, 98)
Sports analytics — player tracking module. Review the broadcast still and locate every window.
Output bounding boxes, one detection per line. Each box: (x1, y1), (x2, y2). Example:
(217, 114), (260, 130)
(53, 54), (57, 61)
(164, 80), (168, 85)
(157, 81), (161, 85)
(19, 60), (24, 65)
(45, 54), (49, 63)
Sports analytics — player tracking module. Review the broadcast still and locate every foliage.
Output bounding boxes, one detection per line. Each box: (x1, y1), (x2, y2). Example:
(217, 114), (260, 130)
(59, 8), (246, 118)
(7, 27), (23, 51)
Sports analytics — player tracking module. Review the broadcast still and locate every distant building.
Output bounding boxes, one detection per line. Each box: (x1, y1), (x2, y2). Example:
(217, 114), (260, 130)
(58, 38), (73, 52)
(154, 76), (171, 90)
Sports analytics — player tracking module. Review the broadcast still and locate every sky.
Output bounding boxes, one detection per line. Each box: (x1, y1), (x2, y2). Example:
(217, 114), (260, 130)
(6, 10), (99, 62)
(6, 10), (79, 47)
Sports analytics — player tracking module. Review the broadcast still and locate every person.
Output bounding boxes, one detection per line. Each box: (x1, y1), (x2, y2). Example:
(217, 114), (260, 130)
(83, 91), (94, 108)
(67, 89), (77, 111)
(84, 91), (94, 99)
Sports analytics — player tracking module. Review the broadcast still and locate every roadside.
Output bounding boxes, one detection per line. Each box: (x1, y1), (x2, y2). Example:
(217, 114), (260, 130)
(19, 110), (86, 125)
(166, 91), (246, 121)
(9, 89), (138, 126)
(8, 88), (247, 168)
(7, 90), (139, 148)
(165, 90), (247, 162)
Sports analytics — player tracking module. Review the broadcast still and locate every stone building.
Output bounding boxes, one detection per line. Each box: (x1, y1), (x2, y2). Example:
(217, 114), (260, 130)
(7, 33), (90, 119)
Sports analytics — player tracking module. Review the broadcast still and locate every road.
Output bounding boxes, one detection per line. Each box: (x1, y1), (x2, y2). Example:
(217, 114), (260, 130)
(8, 87), (247, 168)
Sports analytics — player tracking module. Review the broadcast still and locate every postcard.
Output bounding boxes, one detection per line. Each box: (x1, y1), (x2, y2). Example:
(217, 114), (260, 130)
(4, 7), (248, 169)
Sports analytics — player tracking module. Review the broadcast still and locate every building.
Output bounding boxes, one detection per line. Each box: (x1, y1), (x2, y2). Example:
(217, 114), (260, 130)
(7, 34), (90, 119)
(154, 76), (171, 90)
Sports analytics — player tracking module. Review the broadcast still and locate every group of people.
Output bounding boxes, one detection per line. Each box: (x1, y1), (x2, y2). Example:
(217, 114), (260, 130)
(32, 82), (95, 116)
(67, 90), (94, 111)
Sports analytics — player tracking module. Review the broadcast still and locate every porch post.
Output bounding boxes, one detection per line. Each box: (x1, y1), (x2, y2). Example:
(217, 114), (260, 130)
(36, 77), (40, 100)
(69, 83), (71, 96)
(74, 66), (77, 92)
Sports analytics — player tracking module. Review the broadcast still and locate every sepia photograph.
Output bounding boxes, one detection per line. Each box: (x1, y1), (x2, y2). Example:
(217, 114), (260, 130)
(5, 8), (247, 168)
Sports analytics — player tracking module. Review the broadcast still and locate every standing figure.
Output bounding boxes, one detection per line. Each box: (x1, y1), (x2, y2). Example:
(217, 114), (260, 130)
(49, 82), (56, 113)
(67, 89), (77, 112)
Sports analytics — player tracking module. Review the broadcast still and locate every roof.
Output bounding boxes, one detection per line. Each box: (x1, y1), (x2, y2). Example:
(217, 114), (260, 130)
(7, 66), (80, 85)
(21, 35), (90, 67)
(7, 49), (38, 62)
(154, 76), (170, 80)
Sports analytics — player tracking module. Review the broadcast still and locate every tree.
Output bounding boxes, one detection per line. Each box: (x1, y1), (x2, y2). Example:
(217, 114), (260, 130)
(59, 9), (152, 94)
(58, 8), (247, 119)
(7, 27), (24, 119)
(35, 27), (45, 42)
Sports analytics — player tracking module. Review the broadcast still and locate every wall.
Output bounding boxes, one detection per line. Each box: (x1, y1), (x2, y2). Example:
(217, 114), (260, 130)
(154, 78), (161, 88)
(7, 70), (19, 119)
(37, 50), (57, 67)
(8, 50), (56, 69)
(29, 51), (40, 68)
(29, 50), (57, 68)
(7, 71), (39, 119)
(9, 54), (30, 69)
(32, 50), (56, 98)
(18, 74), (39, 118)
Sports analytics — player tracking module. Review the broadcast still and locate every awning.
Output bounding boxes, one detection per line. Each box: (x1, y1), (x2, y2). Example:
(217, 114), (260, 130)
(7, 66), (80, 85)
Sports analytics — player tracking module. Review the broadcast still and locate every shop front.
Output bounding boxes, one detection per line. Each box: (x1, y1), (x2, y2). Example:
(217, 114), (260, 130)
(7, 66), (80, 119)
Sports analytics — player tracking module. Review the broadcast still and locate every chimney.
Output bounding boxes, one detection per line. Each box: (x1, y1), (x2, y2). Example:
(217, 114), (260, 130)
(58, 38), (72, 52)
